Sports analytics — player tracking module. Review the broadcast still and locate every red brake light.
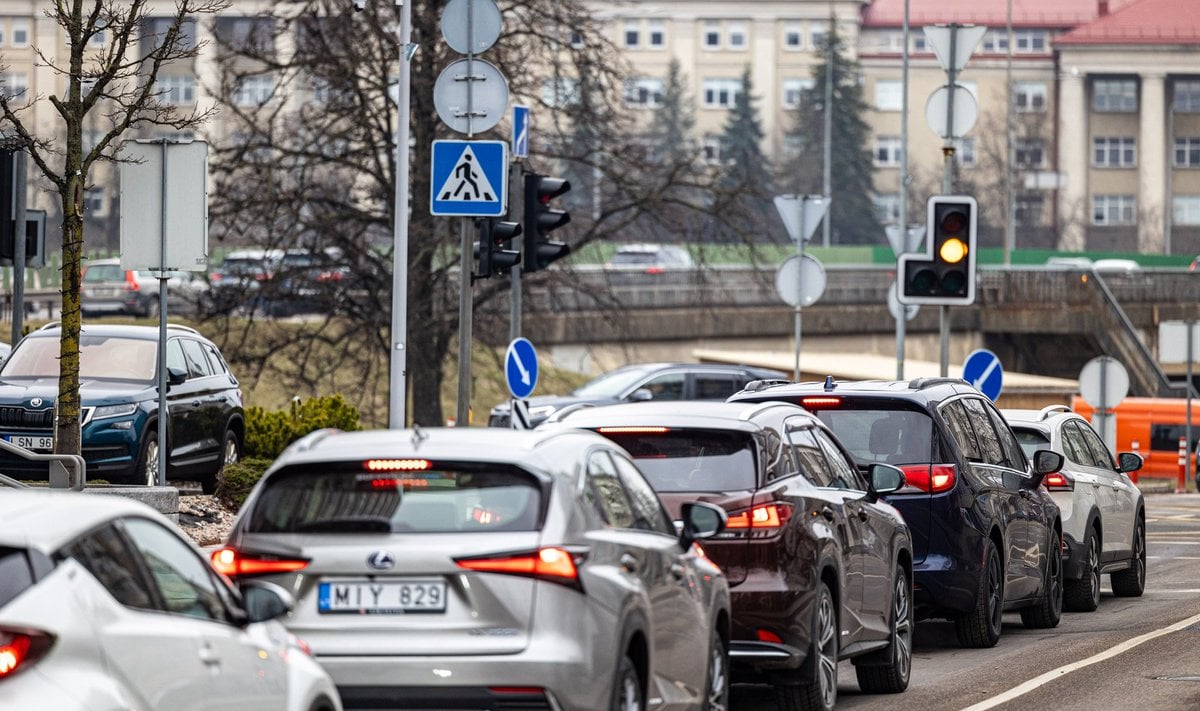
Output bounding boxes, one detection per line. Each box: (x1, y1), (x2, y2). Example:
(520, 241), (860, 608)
(0, 627), (53, 679)
(596, 426), (670, 434)
(210, 547), (309, 578)
(1042, 472), (1073, 491)
(125, 270), (139, 291)
(365, 459), (432, 472)
(800, 397), (842, 408)
(899, 464), (956, 493)
(456, 547), (582, 588)
(644, 267), (665, 275)
(726, 503), (793, 530)
(756, 628), (784, 644)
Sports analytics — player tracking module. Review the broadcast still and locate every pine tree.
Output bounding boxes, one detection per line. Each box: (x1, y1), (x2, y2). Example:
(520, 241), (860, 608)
(712, 65), (775, 242)
(780, 19), (882, 245)
(651, 58), (696, 167)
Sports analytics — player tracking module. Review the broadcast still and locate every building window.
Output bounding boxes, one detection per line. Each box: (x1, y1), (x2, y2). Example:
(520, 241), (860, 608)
(727, 22), (747, 49)
(1175, 137), (1200, 167)
(83, 188), (105, 215)
(956, 137), (976, 167)
(874, 194), (901, 224)
(234, 74), (275, 106)
(542, 77), (578, 108)
(623, 20), (640, 48)
(702, 136), (722, 165)
(0, 72), (28, 99)
(981, 30), (1009, 53)
(782, 78), (814, 109)
(703, 21), (721, 49)
(11, 19), (29, 47)
(1014, 30), (1048, 53)
(647, 20), (665, 47)
(784, 23), (803, 49)
(1093, 136), (1136, 168)
(1093, 79), (1137, 112)
(624, 78), (664, 108)
(1015, 139), (1046, 168)
(913, 35), (928, 52)
(1092, 195), (1136, 225)
(1016, 195), (1045, 225)
(1175, 196), (1200, 225)
(568, 30), (585, 49)
(1175, 81), (1200, 112)
(702, 78), (741, 108)
(874, 136), (902, 167)
(810, 21), (828, 50)
(1015, 82), (1047, 112)
(874, 80), (902, 111)
(89, 20), (107, 48)
(154, 75), (195, 105)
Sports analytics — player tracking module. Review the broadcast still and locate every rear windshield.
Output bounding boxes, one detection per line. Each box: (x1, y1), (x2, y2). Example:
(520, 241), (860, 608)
(0, 547), (40, 609)
(810, 407), (934, 466)
(245, 463), (545, 534)
(1012, 428), (1050, 458)
(599, 429), (757, 492)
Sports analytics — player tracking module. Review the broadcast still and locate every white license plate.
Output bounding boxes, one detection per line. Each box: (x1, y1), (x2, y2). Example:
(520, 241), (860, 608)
(5, 435), (53, 450)
(85, 287), (119, 297)
(317, 580), (447, 614)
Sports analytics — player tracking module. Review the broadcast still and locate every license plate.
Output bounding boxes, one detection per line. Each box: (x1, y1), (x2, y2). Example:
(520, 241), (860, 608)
(317, 580), (447, 614)
(85, 287), (119, 297)
(5, 435), (53, 450)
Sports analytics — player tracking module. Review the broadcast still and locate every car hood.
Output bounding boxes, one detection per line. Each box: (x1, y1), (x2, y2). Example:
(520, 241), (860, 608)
(0, 378), (156, 406)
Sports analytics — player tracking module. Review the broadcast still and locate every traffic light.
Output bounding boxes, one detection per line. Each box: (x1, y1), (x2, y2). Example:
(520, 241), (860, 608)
(898, 195), (977, 306)
(522, 172), (571, 273)
(473, 218), (522, 280)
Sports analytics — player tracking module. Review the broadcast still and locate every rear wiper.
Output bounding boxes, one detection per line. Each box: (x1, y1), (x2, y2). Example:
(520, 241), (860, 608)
(293, 517), (393, 533)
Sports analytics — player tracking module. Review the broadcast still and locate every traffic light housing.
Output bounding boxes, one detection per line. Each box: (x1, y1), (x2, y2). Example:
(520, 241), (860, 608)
(473, 218), (522, 280)
(523, 172), (571, 273)
(898, 195), (977, 306)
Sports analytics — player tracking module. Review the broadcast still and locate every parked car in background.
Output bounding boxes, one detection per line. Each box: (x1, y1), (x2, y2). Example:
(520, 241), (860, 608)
(606, 243), (695, 274)
(730, 377), (1066, 648)
(0, 490), (342, 711)
(205, 248), (285, 316)
(206, 248), (349, 317)
(1004, 405), (1146, 611)
(81, 258), (207, 318)
(1189, 255), (1200, 271)
(489, 362), (788, 428)
(0, 323), (243, 490)
(551, 401), (914, 710)
(1092, 258), (1142, 274)
(213, 427), (731, 711)
(1044, 256), (1094, 270)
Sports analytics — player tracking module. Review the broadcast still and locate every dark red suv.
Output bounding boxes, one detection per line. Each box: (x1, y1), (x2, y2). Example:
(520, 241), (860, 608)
(552, 401), (913, 710)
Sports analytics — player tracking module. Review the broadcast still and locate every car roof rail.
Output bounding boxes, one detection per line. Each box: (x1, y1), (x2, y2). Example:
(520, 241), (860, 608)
(167, 324), (201, 335)
(742, 378), (793, 393)
(38, 322), (60, 331)
(908, 377), (969, 390)
(543, 402), (597, 424)
(1038, 404), (1072, 420)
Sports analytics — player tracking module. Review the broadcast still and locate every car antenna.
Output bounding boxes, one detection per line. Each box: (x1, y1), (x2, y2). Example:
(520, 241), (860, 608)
(823, 375), (836, 392)
(411, 424), (429, 449)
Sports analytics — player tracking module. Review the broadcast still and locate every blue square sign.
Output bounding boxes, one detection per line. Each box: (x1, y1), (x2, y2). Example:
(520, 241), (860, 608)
(430, 140), (508, 217)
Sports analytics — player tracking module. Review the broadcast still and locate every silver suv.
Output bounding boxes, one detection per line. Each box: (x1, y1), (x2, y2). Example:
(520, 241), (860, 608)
(1004, 405), (1146, 611)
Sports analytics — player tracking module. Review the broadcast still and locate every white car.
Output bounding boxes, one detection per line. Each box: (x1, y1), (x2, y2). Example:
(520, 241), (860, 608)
(1004, 405), (1146, 611)
(0, 490), (341, 711)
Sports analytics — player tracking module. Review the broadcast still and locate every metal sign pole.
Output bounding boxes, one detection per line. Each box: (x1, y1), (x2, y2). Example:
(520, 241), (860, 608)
(793, 199), (806, 381)
(942, 24), (959, 194)
(156, 139), (169, 486)
(897, 0), (911, 380)
(456, 219), (473, 426)
(388, 0), (414, 429)
(1187, 320), (1194, 485)
(12, 149), (26, 342)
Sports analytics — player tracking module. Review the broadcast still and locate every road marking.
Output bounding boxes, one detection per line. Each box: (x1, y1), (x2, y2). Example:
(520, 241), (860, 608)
(1148, 556), (1200, 560)
(1147, 540), (1200, 544)
(959, 609), (1200, 711)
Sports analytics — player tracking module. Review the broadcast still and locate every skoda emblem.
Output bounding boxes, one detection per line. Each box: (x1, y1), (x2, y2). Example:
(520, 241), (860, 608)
(29, 398), (43, 408)
(367, 551), (395, 570)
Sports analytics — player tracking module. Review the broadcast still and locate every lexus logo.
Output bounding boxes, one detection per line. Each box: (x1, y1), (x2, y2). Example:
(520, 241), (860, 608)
(367, 551), (395, 570)
(29, 398), (43, 408)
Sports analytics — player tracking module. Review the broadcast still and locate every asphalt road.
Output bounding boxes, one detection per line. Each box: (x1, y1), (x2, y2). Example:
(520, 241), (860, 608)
(732, 493), (1200, 711)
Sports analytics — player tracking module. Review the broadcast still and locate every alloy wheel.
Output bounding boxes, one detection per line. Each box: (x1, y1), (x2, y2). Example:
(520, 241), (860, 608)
(142, 439), (159, 486)
(1087, 535), (1101, 607)
(816, 590), (838, 710)
(987, 546), (1003, 634)
(706, 637), (728, 711)
(894, 574), (913, 681)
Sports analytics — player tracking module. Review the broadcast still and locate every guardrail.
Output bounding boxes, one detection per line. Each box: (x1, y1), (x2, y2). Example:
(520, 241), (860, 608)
(0, 439), (86, 490)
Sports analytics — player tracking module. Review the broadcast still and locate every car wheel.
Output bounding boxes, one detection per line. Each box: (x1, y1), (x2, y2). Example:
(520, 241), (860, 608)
(1064, 526), (1101, 612)
(203, 429), (241, 495)
(1020, 529), (1064, 628)
(144, 298), (160, 318)
(955, 538), (1003, 648)
(1111, 516), (1146, 597)
(855, 568), (912, 694)
(136, 431), (160, 487)
(611, 652), (644, 711)
(704, 625), (730, 711)
(776, 581), (837, 711)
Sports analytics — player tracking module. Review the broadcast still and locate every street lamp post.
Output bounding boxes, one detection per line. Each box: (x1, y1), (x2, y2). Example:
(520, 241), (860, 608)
(389, 0), (414, 429)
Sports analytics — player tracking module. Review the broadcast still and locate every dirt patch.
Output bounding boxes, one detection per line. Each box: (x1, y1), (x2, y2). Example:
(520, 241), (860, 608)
(178, 495), (238, 547)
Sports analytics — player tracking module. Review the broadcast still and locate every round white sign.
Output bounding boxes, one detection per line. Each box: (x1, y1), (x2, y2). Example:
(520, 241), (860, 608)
(440, 0), (503, 54)
(925, 83), (979, 140)
(433, 58), (509, 134)
(887, 281), (919, 322)
(775, 254), (826, 308)
(1078, 356), (1130, 410)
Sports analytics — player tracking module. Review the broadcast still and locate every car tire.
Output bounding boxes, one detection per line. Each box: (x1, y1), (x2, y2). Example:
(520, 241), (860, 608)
(855, 568), (912, 694)
(703, 625), (730, 711)
(144, 298), (160, 318)
(136, 430), (160, 487)
(776, 581), (837, 711)
(1111, 516), (1147, 597)
(203, 429), (241, 495)
(955, 538), (1003, 648)
(611, 651), (645, 711)
(1020, 529), (1064, 629)
(1064, 526), (1102, 612)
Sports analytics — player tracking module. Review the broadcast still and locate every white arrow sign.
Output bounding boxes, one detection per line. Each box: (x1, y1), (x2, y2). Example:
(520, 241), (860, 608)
(924, 24), (987, 73)
(774, 195), (830, 244)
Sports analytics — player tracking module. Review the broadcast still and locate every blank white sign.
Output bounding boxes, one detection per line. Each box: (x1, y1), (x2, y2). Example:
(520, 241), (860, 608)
(118, 140), (209, 272)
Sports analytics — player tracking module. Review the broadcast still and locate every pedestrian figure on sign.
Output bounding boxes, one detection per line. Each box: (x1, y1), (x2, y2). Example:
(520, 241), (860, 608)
(442, 154), (492, 202)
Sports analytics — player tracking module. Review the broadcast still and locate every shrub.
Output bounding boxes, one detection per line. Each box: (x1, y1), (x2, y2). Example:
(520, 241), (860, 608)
(244, 394), (362, 459)
(215, 457), (273, 510)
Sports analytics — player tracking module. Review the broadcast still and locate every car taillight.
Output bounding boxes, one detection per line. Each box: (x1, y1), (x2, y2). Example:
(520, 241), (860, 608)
(210, 547), (309, 578)
(0, 627), (54, 679)
(644, 267), (665, 275)
(756, 628), (784, 644)
(899, 464), (956, 493)
(725, 503), (793, 536)
(1042, 472), (1073, 491)
(455, 547), (583, 589)
(799, 396), (842, 408)
(124, 270), (139, 291)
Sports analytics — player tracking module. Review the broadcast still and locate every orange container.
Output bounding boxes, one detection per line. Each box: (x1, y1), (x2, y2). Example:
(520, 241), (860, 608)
(1072, 395), (1200, 482)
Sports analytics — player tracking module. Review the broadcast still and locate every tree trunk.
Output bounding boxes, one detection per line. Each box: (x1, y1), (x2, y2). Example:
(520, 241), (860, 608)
(55, 174), (84, 456)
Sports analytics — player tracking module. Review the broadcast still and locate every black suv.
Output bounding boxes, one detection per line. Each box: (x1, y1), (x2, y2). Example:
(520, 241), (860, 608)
(0, 324), (244, 490)
(488, 362), (787, 428)
(730, 377), (1066, 648)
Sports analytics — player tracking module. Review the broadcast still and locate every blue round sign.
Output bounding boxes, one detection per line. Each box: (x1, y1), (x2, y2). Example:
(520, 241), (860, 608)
(962, 348), (1003, 401)
(505, 338), (539, 400)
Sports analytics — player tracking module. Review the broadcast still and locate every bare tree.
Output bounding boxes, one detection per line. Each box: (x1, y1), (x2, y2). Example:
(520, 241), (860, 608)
(0, 0), (227, 455)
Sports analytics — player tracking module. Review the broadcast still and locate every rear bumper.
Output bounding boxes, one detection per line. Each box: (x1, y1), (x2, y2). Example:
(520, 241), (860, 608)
(338, 685), (559, 710)
(726, 581), (815, 675)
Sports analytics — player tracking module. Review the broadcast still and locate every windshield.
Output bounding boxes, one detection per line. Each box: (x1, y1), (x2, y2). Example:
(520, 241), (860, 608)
(2, 335), (158, 381)
(1012, 428), (1050, 458)
(600, 429), (757, 492)
(811, 407), (934, 466)
(573, 365), (659, 399)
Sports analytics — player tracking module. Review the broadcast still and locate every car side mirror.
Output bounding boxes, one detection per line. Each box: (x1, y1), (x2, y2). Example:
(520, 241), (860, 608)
(1117, 451), (1143, 474)
(866, 463), (906, 502)
(1029, 449), (1065, 486)
(628, 388), (653, 402)
(167, 366), (188, 387)
(238, 579), (294, 625)
(679, 501), (727, 551)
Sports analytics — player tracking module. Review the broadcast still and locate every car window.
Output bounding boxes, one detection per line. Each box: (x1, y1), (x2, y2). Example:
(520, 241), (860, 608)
(788, 426), (835, 488)
(62, 524), (157, 610)
(763, 424), (794, 482)
(83, 264), (124, 282)
(940, 400), (983, 462)
(638, 372), (684, 401)
(201, 343), (228, 375)
(1059, 420), (1094, 466)
(1075, 421), (1117, 470)
(121, 518), (227, 622)
(585, 451), (637, 529)
(181, 339), (213, 378)
(3, 334), (158, 381)
(813, 428), (866, 491)
(962, 398), (1008, 467)
(611, 454), (675, 535)
(165, 339), (187, 375)
(812, 408), (933, 465)
(986, 404), (1027, 470)
(693, 374), (737, 400)
(598, 428), (757, 492)
(1012, 427), (1050, 458)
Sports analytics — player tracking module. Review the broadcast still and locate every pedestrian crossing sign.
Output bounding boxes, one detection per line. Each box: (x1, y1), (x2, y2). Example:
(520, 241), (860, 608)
(430, 140), (508, 217)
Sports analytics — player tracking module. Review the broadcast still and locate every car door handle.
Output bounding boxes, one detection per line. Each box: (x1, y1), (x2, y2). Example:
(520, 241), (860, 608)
(198, 642), (220, 667)
(619, 553), (640, 574)
(1018, 489), (1033, 499)
(820, 506), (836, 522)
(191, 399), (201, 406)
(670, 563), (687, 581)
(857, 509), (869, 523)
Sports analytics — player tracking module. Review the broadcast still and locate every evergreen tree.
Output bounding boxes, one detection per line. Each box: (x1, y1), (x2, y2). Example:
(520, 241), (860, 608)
(780, 19), (882, 245)
(651, 58), (696, 167)
(711, 65), (775, 242)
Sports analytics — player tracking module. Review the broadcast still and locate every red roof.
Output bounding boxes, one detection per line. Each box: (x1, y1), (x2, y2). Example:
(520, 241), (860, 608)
(1056, 0), (1200, 45)
(862, 0), (1133, 29)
